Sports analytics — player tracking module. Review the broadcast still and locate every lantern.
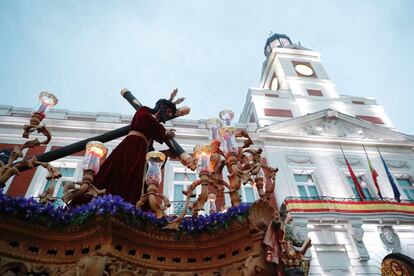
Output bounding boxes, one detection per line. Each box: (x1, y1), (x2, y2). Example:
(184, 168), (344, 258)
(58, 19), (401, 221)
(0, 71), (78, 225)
(209, 193), (217, 213)
(145, 151), (166, 186)
(194, 144), (211, 175)
(82, 141), (108, 174)
(219, 110), (234, 126)
(206, 118), (223, 141)
(34, 91), (58, 119)
(218, 126), (237, 154)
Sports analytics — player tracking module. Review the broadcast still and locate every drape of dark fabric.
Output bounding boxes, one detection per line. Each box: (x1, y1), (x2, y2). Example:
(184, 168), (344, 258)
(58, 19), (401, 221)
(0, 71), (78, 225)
(93, 107), (166, 204)
(70, 107), (166, 206)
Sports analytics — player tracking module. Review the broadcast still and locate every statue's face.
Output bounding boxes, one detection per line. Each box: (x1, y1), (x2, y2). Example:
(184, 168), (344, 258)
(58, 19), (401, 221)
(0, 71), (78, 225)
(383, 228), (394, 243)
(156, 106), (174, 123)
(165, 107), (174, 118)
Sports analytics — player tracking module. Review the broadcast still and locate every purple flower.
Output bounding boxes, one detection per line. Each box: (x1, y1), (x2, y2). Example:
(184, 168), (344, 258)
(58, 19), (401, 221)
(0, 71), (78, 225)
(0, 192), (251, 234)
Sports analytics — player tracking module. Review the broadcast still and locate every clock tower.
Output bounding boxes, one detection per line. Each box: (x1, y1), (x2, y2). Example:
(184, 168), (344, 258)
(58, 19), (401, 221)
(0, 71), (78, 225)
(239, 33), (393, 128)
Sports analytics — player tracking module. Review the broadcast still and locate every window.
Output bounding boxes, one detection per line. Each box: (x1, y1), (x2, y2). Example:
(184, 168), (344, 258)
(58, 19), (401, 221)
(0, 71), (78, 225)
(264, 108), (293, 118)
(346, 176), (372, 199)
(294, 174), (319, 198)
(307, 89), (323, 97)
(352, 100), (365, 105)
(315, 245), (350, 272)
(397, 178), (414, 200)
(269, 74), (279, 91)
(172, 170), (197, 215)
(42, 167), (76, 205)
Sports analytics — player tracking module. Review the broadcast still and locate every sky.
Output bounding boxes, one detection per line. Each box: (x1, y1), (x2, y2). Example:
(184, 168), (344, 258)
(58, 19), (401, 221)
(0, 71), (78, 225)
(0, 0), (413, 133)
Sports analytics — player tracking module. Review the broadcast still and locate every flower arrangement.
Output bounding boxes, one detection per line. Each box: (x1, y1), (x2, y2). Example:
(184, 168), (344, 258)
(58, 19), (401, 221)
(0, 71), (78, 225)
(0, 191), (251, 234)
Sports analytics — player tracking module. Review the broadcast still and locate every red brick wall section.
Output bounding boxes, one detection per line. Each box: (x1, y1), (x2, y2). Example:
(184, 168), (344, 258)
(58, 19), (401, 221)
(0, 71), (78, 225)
(0, 143), (15, 150)
(356, 115), (384, 124)
(307, 89), (323, 97)
(7, 145), (47, 197)
(264, 108), (293, 118)
(265, 93), (279, 98)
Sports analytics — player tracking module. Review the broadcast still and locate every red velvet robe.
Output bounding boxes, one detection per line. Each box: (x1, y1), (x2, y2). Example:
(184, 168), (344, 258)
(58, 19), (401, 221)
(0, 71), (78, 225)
(92, 107), (167, 204)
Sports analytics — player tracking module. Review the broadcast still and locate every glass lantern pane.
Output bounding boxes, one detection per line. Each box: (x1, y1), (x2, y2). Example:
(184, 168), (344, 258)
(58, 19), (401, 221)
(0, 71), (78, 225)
(270, 39), (281, 48)
(280, 38), (291, 47)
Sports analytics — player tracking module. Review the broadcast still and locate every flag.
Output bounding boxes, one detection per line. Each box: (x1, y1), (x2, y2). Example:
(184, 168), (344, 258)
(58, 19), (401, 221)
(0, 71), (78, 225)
(363, 145), (382, 199)
(377, 148), (401, 202)
(340, 146), (366, 200)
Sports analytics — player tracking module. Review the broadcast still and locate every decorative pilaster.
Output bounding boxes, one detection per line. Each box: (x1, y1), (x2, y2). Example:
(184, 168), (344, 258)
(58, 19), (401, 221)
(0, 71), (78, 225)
(349, 220), (369, 261)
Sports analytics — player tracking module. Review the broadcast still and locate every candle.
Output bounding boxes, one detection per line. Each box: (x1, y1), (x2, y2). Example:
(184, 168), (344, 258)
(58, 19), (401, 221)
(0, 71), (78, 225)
(145, 151), (166, 186)
(209, 193), (217, 213)
(218, 126), (237, 154)
(206, 118), (223, 141)
(82, 141), (108, 174)
(194, 144), (211, 174)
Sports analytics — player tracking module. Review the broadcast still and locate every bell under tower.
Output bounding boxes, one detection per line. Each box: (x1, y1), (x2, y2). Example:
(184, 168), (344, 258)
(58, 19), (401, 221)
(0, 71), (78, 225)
(239, 33), (393, 129)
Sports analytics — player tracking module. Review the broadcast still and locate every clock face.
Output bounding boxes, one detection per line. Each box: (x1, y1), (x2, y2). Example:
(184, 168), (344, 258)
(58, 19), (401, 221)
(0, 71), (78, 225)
(294, 64), (314, 76)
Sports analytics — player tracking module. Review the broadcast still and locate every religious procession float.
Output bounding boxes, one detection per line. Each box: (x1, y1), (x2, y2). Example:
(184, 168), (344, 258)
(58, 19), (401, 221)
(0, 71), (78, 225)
(0, 89), (409, 275)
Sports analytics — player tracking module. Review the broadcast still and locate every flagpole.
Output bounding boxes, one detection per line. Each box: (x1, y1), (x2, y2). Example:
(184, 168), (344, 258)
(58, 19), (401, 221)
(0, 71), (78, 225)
(363, 145), (383, 199)
(377, 147), (401, 202)
(339, 145), (346, 159)
(362, 145), (369, 160)
(339, 145), (366, 201)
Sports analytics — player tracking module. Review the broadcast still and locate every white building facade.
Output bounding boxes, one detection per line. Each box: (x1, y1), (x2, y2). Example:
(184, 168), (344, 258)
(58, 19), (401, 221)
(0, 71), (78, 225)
(1, 33), (414, 275)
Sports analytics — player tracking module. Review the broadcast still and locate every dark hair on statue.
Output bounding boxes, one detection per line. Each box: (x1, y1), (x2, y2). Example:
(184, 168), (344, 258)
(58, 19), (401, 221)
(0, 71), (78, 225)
(149, 99), (177, 123)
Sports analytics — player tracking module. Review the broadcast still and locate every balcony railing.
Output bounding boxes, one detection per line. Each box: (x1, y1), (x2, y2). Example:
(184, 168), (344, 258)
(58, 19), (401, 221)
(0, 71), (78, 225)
(284, 196), (414, 204)
(282, 196), (414, 218)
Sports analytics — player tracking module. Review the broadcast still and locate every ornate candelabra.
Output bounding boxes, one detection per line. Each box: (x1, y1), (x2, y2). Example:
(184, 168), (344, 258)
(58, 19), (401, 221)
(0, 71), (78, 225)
(62, 141), (108, 205)
(165, 110), (278, 230)
(1, 92), (61, 190)
(136, 151), (171, 218)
